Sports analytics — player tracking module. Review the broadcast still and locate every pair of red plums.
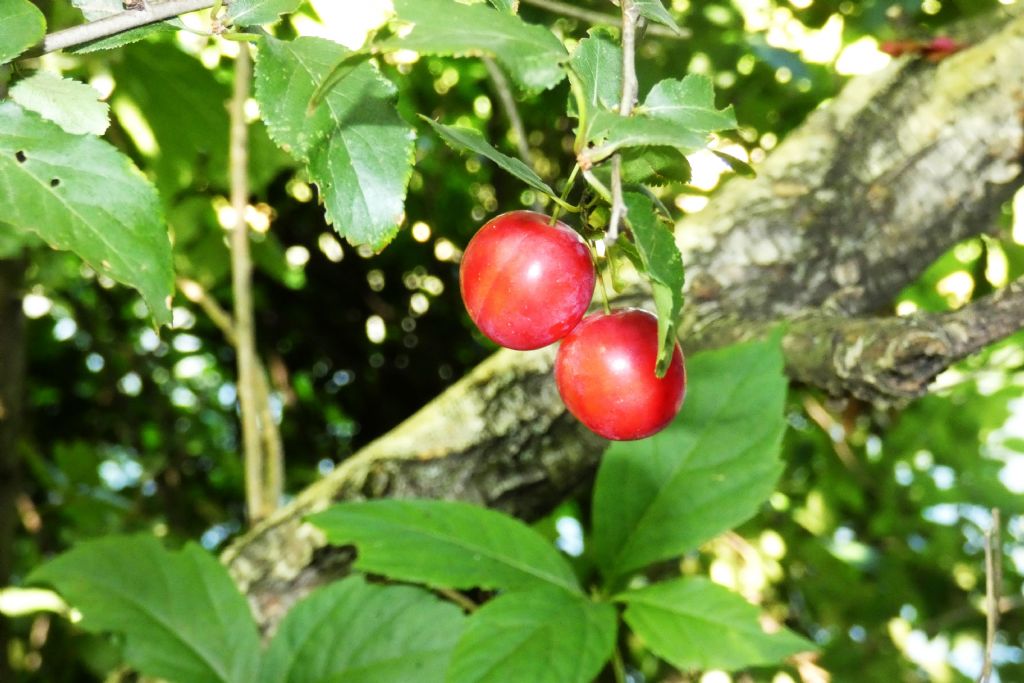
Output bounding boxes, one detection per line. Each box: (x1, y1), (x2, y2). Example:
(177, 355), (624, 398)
(459, 211), (686, 441)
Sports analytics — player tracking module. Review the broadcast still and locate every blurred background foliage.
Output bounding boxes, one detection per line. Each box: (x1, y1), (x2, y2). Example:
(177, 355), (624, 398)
(2, 0), (1023, 681)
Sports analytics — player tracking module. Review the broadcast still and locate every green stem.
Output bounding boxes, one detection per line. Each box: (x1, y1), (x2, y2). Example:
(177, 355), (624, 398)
(612, 644), (628, 683)
(549, 164), (580, 225)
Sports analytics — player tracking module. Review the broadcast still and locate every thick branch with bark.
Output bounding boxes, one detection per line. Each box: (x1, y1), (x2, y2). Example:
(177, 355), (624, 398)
(224, 8), (1024, 631)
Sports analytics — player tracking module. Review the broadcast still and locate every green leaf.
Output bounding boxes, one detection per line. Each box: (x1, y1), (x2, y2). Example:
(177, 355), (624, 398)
(255, 36), (415, 250)
(618, 578), (813, 670)
(486, 0), (518, 12)
(623, 192), (684, 374)
(70, 0), (180, 52)
(227, 0), (302, 26)
(586, 110), (707, 162)
(0, 224), (41, 258)
(0, 102), (173, 325)
(641, 75), (737, 133)
(447, 589), (616, 683)
(385, 0), (567, 94)
(713, 149), (756, 178)
(262, 576), (464, 683)
(10, 72), (110, 136)
(592, 147), (692, 187)
(111, 42), (228, 194)
(634, 0), (684, 36)
(28, 535), (260, 683)
(0, 0), (45, 65)
(567, 28), (621, 147)
(592, 335), (788, 584)
(309, 499), (581, 594)
(420, 117), (556, 197)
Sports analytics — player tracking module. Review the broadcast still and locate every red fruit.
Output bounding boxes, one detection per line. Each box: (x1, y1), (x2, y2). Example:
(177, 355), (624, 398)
(459, 211), (596, 350)
(555, 309), (685, 441)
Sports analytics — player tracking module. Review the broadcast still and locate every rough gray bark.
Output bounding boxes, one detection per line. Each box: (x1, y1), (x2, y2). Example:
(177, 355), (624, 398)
(224, 8), (1024, 631)
(0, 257), (26, 681)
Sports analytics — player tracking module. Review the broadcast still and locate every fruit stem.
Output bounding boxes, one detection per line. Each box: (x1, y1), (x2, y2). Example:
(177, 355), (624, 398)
(549, 163), (580, 225)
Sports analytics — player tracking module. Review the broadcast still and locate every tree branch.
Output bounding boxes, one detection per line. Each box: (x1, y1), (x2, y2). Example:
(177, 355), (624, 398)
(178, 278), (284, 510)
(223, 8), (1024, 630)
(520, 0), (689, 39)
(979, 509), (1003, 683)
(481, 56), (542, 212)
(228, 44), (268, 524)
(606, 0), (641, 245)
(38, 0), (216, 55)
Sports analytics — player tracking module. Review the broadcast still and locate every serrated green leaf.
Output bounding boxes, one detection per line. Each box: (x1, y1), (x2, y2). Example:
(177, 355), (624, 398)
(0, 0), (45, 65)
(593, 147), (691, 187)
(420, 117), (555, 197)
(28, 535), (260, 683)
(623, 192), (683, 373)
(227, 0), (301, 26)
(10, 72), (110, 136)
(0, 224), (41, 257)
(70, 0), (181, 51)
(310, 499), (581, 594)
(255, 36), (414, 250)
(385, 0), (567, 94)
(262, 576), (464, 683)
(586, 109), (707, 161)
(0, 102), (172, 324)
(567, 28), (621, 147)
(447, 589), (616, 683)
(634, 0), (684, 36)
(619, 578), (813, 670)
(592, 335), (788, 584)
(641, 74), (736, 133)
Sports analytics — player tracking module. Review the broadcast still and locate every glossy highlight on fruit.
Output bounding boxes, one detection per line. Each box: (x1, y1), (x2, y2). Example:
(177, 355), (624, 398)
(555, 309), (685, 441)
(459, 211), (596, 350)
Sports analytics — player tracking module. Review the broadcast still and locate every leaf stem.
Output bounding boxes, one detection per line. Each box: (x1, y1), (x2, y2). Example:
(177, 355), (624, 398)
(979, 508), (1003, 683)
(549, 164), (580, 225)
(520, 0), (689, 39)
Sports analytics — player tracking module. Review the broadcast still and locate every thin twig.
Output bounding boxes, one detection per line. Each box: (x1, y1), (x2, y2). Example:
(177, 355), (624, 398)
(978, 508), (1002, 683)
(520, 0), (689, 39)
(178, 277), (284, 512)
(38, 0), (216, 55)
(606, 0), (641, 246)
(481, 57), (543, 212)
(437, 588), (478, 613)
(228, 43), (267, 524)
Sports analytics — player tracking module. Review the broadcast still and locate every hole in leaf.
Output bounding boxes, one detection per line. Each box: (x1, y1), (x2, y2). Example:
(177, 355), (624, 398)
(50, 178), (61, 188)
(15, 151), (26, 163)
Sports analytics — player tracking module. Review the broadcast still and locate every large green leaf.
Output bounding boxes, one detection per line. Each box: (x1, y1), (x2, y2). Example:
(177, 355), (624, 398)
(28, 535), (260, 683)
(618, 578), (813, 671)
(10, 72), (110, 136)
(586, 110), (707, 161)
(640, 74), (737, 133)
(566, 28), (621, 147)
(0, 102), (173, 324)
(420, 117), (555, 197)
(261, 576), (464, 683)
(111, 42), (228, 194)
(384, 0), (567, 94)
(592, 335), (788, 584)
(309, 500), (581, 594)
(227, 0), (302, 26)
(623, 192), (684, 374)
(447, 589), (616, 683)
(633, 0), (685, 36)
(255, 36), (415, 250)
(0, 0), (45, 65)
